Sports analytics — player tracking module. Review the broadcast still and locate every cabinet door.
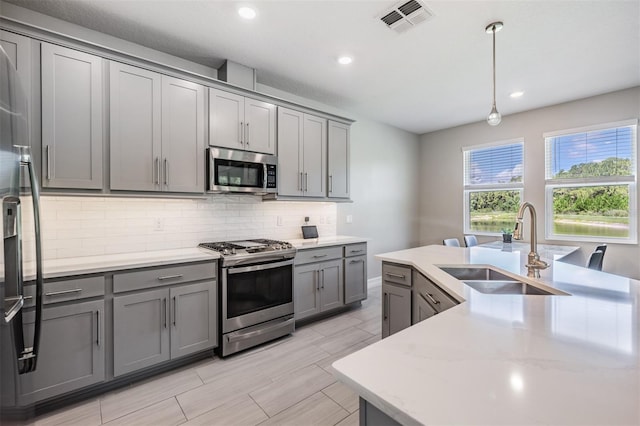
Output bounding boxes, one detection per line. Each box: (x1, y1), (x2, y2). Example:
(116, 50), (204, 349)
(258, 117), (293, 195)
(294, 263), (320, 320)
(41, 43), (103, 189)
(302, 114), (327, 197)
(113, 288), (170, 376)
(169, 281), (217, 359)
(412, 292), (437, 324)
(209, 88), (244, 150)
(19, 300), (104, 402)
(320, 259), (343, 312)
(1, 31), (31, 150)
(382, 282), (411, 339)
(277, 107), (303, 196)
(327, 121), (350, 198)
(110, 61), (161, 191)
(244, 98), (276, 154)
(161, 76), (205, 193)
(344, 255), (367, 304)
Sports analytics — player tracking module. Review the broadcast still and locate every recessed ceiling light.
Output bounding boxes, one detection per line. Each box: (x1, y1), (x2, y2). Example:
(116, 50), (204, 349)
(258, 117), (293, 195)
(510, 91), (524, 98)
(338, 56), (353, 65)
(238, 7), (256, 20)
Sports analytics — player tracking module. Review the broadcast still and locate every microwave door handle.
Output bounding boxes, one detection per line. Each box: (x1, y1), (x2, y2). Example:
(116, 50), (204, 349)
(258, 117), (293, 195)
(17, 146), (43, 374)
(263, 164), (268, 190)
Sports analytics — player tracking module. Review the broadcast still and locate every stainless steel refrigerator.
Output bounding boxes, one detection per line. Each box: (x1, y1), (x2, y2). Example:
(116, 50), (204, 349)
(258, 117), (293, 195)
(1, 43), (43, 422)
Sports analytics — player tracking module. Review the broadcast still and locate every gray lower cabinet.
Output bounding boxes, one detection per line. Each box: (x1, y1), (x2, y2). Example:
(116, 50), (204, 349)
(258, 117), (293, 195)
(41, 42), (103, 189)
(294, 259), (343, 320)
(169, 282), (217, 359)
(19, 299), (105, 403)
(344, 242), (367, 304)
(412, 271), (458, 324)
(381, 282), (411, 339)
(113, 280), (216, 377)
(113, 288), (170, 377)
(413, 291), (438, 323)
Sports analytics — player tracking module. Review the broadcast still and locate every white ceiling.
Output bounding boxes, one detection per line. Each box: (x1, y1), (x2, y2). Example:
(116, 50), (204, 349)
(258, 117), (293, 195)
(5, 0), (640, 134)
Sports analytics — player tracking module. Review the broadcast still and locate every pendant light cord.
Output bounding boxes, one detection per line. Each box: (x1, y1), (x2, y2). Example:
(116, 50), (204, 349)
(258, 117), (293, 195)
(492, 23), (497, 108)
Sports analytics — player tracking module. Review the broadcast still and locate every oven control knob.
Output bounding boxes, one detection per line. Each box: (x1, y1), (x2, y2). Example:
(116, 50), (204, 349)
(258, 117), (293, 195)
(222, 248), (229, 255)
(231, 248), (236, 255)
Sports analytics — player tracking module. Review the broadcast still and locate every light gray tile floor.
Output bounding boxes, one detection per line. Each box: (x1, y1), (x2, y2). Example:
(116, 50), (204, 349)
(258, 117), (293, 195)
(29, 286), (381, 426)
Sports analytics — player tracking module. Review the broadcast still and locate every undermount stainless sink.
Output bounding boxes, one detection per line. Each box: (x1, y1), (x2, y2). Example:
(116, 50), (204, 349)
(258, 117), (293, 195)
(438, 266), (558, 296)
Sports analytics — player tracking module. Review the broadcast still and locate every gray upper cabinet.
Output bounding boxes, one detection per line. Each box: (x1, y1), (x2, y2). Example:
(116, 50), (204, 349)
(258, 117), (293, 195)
(41, 43), (103, 189)
(169, 281), (217, 359)
(161, 76), (206, 193)
(277, 107), (326, 198)
(113, 288), (170, 377)
(19, 299), (105, 402)
(110, 62), (205, 193)
(209, 88), (276, 154)
(1, 31), (31, 149)
(327, 121), (350, 199)
(110, 61), (162, 192)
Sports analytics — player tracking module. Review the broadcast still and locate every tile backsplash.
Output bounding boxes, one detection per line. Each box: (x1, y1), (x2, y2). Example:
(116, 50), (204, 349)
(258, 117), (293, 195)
(20, 195), (337, 261)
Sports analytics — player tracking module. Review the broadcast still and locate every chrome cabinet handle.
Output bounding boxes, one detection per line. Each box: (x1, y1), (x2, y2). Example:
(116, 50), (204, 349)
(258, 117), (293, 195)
(349, 259), (363, 264)
(157, 274), (183, 281)
(316, 270), (320, 291)
(329, 175), (332, 193)
(425, 293), (440, 306)
(385, 272), (405, 279)
(299, 172), (303, 191)
(173, 296), (177, 326)
(240, 121), (244, 144)
(383, 292), (388, 320)
(246, 122), (250, 145)
(304, 173), (308, 191)
(45, 288), (81, 297)
(350, 249), (364, 253)
(45, 145), (51, 180)
(164, 158), (168, 186)
(320, 270), (324, 289)
(312, 254), (328, 258)
(155, 157), (160, 185)
(96, 310), (100, 347)
(163, 298), (167, 328)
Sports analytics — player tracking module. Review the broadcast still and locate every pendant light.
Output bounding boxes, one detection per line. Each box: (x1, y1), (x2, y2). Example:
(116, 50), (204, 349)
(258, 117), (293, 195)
(486, 21), (503, 126)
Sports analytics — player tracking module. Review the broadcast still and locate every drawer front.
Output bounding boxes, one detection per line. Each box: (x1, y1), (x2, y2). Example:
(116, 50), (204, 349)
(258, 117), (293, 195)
(24, 275), (105, 307)
(114, 262), (216, 293)
(295, 246), (342, 265)
(382, 263), (412, 287)
(344, 243), (367, 258)
(413, 271), (457, 312)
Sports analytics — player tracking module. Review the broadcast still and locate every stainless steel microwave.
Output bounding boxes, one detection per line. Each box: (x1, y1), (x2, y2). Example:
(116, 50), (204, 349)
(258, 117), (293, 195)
(207, 147), (277, 195)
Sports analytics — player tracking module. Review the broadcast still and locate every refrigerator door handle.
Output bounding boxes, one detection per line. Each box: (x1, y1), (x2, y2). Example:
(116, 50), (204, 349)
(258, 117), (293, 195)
(17, 145), (43, 374)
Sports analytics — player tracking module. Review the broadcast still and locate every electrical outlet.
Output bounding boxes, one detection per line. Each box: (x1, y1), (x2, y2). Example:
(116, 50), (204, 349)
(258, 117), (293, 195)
(346, 215), (353, 224)
(277, 216), (283, 226)
(154, 218), (164, 231)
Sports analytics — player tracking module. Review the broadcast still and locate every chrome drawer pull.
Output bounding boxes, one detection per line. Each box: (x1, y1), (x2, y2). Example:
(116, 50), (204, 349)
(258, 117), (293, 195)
(157, 274), (183, 281)
(350, 249), (364, 253)
(385, 272), (405, 279)
(312, 254), (328, 258)
(425, 293), (440, 305)
(45, 288), (82, 297)
(349, 259), (363, 264)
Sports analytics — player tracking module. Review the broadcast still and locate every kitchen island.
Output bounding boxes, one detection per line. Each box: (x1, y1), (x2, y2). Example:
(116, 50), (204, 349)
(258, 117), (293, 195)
(332, 244), (640, 425)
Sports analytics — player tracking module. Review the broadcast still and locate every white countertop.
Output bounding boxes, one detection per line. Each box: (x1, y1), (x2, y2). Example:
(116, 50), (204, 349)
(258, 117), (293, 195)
(288, 235), (367, 249)
(332, 244), (640, 425)
(27, 248), (220, 281)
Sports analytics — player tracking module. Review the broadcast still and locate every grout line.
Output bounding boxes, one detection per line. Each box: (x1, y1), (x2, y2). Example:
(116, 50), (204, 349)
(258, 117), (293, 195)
(249, 393), (271, 421)
(174, 396), (189, 425)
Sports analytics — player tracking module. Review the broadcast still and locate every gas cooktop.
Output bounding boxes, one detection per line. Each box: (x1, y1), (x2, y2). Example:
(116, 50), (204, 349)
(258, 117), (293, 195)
(198, 239), (296, 267)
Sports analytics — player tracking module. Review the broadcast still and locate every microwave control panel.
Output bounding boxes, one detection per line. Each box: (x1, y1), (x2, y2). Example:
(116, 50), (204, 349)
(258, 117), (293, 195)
(266, 164), (277, 189)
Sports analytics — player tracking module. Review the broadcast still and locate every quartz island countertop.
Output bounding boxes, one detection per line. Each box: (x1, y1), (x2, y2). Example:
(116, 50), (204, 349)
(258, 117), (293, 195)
(332, 244), (640, 425)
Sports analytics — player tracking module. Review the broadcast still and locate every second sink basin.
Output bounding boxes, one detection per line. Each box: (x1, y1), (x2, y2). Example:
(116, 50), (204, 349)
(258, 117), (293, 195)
(438, 266), (562, 296)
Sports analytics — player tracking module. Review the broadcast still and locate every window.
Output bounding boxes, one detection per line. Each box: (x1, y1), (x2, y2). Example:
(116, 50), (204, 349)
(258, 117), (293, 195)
(544, 120), (637, 243)
(463, 139), (524, 235)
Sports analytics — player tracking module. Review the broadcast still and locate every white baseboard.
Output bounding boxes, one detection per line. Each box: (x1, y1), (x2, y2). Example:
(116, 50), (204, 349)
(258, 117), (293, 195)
(368, 276), (381, 289)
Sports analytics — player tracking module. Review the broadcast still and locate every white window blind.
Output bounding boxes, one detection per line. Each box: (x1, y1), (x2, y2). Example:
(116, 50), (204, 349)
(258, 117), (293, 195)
(464, 141), (524, 187)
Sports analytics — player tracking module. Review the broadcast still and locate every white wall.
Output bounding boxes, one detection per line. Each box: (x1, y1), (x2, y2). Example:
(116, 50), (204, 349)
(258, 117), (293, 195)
(20, 196), (336, 261)
(257, 84), (421, 278)
(419, 87), (640, 278)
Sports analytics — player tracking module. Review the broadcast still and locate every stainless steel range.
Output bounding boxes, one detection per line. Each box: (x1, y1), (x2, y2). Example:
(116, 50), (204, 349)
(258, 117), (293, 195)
(198, 239), (296, 356)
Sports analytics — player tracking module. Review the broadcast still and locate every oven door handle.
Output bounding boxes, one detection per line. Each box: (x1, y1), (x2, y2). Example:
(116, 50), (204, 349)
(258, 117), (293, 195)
(227, 259), (294, 275)
(226, 317), (295, 343)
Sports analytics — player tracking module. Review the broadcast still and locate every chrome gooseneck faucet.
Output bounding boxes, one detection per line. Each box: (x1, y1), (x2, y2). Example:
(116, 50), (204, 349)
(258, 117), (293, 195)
(513, 202), (549, 278)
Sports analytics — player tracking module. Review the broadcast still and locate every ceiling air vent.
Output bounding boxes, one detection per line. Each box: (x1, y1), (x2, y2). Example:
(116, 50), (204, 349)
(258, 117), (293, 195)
(379, 0), (434, 34)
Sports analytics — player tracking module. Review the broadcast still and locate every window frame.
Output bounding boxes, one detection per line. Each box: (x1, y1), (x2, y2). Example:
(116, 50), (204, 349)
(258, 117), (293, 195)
(462, 138), (525, 236)
(544, 120), (638, 244)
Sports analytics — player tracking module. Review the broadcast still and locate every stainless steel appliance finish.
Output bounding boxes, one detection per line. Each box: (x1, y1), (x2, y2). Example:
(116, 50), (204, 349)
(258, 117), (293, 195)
(207, 147), (277, 195)
(198, 239), (296, 356)
(1, 45), (44, 421)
